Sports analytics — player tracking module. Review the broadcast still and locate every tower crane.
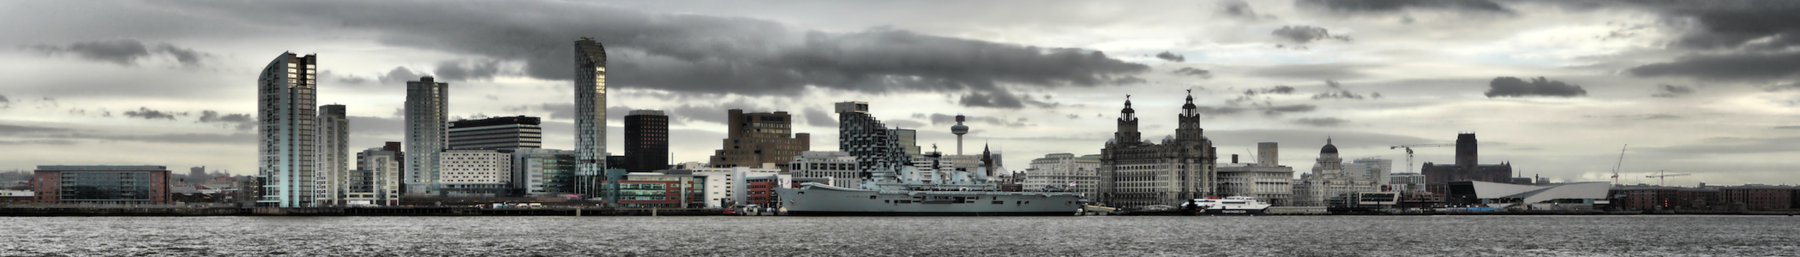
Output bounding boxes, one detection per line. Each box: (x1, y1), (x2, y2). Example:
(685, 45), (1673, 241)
(1646, 170), (1689, 186)
(1389, 144), (1455, 174)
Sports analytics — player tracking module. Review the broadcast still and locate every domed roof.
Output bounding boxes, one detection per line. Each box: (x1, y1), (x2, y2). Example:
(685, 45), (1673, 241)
(1320, 138), (1338, 154)
(1121, 99), (1135, 113)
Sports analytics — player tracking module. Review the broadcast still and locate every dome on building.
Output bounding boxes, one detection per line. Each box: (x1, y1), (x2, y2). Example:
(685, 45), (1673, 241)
(1320, 138), (1338, 154)
(1121, 99), (1135, 114)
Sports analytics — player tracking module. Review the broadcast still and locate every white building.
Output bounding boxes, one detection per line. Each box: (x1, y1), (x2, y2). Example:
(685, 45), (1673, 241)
(789, 151), (862, 187)
(346, 146), (402, 206)
(675, 167), (784, 208)
(1024, 153), (1101, 202)
(1293, 138), (1380, 207)
(315, 104), (348, 206)
(437, 149), (513, 197)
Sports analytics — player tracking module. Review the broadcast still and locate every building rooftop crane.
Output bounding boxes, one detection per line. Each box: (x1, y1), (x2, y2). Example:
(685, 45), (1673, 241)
(1646, 170), (1689, 186)
(1390, 144), (1455, 174)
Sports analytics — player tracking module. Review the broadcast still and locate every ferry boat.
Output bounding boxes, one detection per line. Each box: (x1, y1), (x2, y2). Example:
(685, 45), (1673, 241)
(1179, 196), (1272, 215)
(775, 151), (1086, 216)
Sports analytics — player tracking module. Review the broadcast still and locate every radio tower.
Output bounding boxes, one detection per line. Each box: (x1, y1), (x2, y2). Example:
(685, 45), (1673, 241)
(952, 114), (969, 155)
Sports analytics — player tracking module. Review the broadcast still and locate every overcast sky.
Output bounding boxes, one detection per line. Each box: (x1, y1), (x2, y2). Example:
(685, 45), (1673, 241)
(2, 0), (1797, 186)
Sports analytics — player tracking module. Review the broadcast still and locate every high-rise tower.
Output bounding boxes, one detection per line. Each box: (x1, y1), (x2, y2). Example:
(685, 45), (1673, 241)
(405, 76), (448, 195)
(316, 104), (348, 206)
(257, 52), (317, 207)
(951, 115), (969, 155)
(625, 110), (669, 172)
(574, 38), (608, 194)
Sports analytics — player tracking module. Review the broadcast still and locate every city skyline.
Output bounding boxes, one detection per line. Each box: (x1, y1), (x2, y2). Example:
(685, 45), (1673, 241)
(2, 0), (1798, 186)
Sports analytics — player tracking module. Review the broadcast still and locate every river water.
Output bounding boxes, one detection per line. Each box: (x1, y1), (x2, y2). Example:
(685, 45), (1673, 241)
(2, 215), (1794, 256)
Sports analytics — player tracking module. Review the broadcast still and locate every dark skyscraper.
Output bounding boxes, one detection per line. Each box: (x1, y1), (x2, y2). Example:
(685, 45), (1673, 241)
(625, 110), (669, 172)
(709, 109), (810, 170)
(447, 116), (543, 150)
(574, 38), (608, 186)
(405, 76), (448, 195)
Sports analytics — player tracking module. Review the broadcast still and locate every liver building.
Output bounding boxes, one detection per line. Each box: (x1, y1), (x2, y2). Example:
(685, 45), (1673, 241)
(1099, 91), (1218, 208)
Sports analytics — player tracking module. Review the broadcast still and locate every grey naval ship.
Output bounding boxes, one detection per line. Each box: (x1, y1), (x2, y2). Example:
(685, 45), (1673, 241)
(775, 151), (1086, 216)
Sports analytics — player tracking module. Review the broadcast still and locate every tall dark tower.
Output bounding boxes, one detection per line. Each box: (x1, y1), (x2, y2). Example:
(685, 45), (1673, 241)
(1176, 90), (1202, 141)
(1115, 96), (1140, 144)
(1455, 133), (1477, 170)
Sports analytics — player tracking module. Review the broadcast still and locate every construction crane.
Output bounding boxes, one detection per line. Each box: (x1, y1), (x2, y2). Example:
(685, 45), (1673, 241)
(1389, 144), (1455, 174)
(1646, 170), (1689, 186)
(1610, 144), (1627, 186)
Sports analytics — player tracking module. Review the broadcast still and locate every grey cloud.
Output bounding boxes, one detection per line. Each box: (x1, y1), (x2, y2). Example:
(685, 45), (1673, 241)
(958, 92), (1024, 109)
(1248, 63), (1368, 80)
(1292, 117), (1349, 127)
(1220, 0), (1276, 20)
(1243, 85), (1295, 96)
(1312, 90), (1365, 100)
(196, 110), (256, 131)
(1651, 84), (1696, 98)
(803, 107), (836, 127)
(1172, 67), (1212, 78)
(1654, 3), (1800, 50)
(501, 102), (632, 121)
(1295, 0), (1513, 15)
(1371, 92), (1384, 99)
(1193, 104), (1317, 117)
(1261, 104), (1317, 116)
(921, 113), (1028, 128)
(1484, 76), (1587, 98)
(1021, 94), (1060, 108)
(485, 95), (499, 101)
(25, 40), (208, 67)
(1776, 126), (1800, 130)
(0, 139), (79, 145)
(346, 116), (404, 136)
(0, 93), (9, 109)
(668, 99), (777, 125)
(1272, 25), (1351, 44)
(122, 107), (182, 120)
(1326, 80), (1342, 88)
(1627, 52), (1800, 81)
(1195, 106), (1246, 116)
(378, 67), (430, 84)
(434, 59), (502, 82)
(886, 119), (926, 129)
(1647, 136), (1800, 156)
(170, 1), (1149, 99)
(1067, 114), (1080, 119)
(0, 123), (71, 135)
(1154, 51), (1185, 62)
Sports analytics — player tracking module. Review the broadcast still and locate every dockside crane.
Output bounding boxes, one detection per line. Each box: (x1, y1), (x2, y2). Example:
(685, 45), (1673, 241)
(1647, 170), (1689, 186)
(1389, 144), (1455, 174)
(1611, 144), (1627, 186)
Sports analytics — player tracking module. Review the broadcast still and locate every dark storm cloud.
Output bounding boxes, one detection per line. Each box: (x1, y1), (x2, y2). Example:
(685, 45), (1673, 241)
(122, 107), (182, 120)
(1292, 117), (1349, 127)
(1653, 2), (1800, 50)
(1295, 0), (1514, 15)
(434, 59), (502, 82)
(1271, 26), (1351, 44)
(168, 1), (1149, 98)
(196, 110), (256, 131)
(920, 113), (1028, 128)
(803, 107), (836, 127)
(1626, 52), (1800, 81)
(1484, 77), (1587, 98)
(1651, 84), (1696, 98)
(1154, 51), (1185, 62)
(1021, 94), (1061, 108)
(1172, 67), (1212, 78)
(1247, 63), (1368, 80)
(958, 92), (1024, 109)
(25, 40), (208, 67)
(378, 67), (429, 84)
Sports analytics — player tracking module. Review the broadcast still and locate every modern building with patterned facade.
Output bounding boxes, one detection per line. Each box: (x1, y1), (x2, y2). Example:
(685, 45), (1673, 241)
(405, 76), (448, 195)
(315, 104), (347, 206)
(347, 144), (402, 206)
(625, 110), (669, 172)
(789, 151), (862, 188)
(257, 52), (317, 207)
(835, 101), (912, 175)
(708, 109), (810, 170)
(1216, 142), (1293, 206)
(1025, 153), (1102, 202)
(512, 148), (578, 196)
(448, 116), (542, 150)
(437, 149), (514, 197)
(32, 165), (171, 205)
(1422, 133), (1513, 185)
(1099, 92), (1218, 208)
(574, 38), (609, 189)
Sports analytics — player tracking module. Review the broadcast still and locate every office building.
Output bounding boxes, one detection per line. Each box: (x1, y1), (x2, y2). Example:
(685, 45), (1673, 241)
(316, 104), (347, 206)
(708, 109), (810, 169)
(1216, 143), (1294, 206)
(347, 144), (402, 206)
(894, 128), (922, 159)
(1293, 138), (1380, 207)
(1099, 92), (1218, 208)
(625, 110), (669, 172)
(1024, 153), (1102, 203)
(32, 165), (171, 205)
(438, 149), (514, 197)
(835, 101), (912, 174)
(607, 172), (706, 208)
(1345, 157), (1394, 187)
(513, 149), (578, 196)
(574, 37), (609, 188)
(448, 116), (542, 150)
(405, 76), (448, 195)
(789, 151), (862, 188)
(257, 52), (317, 207)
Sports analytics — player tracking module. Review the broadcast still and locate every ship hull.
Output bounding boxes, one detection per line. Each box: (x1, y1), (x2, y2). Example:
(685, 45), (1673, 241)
(776, 185), (1085, 216)
(1202, 208), (1267, 215)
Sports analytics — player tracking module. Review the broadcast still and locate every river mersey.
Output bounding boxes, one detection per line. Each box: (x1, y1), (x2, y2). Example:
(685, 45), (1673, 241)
(3, 215), (1795, 256)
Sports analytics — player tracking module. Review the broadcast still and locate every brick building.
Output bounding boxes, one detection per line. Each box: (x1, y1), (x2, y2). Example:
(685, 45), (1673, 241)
(32, 165), (171, 205)
(708, 109), (810, 170)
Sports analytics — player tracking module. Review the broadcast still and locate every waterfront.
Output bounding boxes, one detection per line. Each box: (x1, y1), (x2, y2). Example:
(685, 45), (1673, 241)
(2, 216), (1795, 256)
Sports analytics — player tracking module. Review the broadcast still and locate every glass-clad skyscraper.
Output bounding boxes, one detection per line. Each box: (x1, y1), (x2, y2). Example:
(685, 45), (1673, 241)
(257, 52), (318, 207)
(406, 76), (448, 195)
(574, 38), (608, 198)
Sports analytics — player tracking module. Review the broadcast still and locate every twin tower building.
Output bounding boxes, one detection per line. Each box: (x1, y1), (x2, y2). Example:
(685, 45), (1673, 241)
(254, 38), (613, 207)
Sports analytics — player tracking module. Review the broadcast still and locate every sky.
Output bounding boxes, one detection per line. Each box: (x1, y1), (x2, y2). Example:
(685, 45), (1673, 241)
(1, 0), (1797, 186)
